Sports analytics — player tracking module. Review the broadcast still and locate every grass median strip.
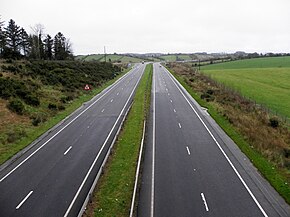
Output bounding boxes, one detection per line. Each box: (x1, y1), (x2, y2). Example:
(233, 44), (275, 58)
(83, 64), (152, 217)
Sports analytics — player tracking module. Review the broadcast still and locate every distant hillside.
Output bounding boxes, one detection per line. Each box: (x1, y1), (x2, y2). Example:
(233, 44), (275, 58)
(76, 52), (290, 64)
(76, 53), (233, 63)
(75, 54), (148, 63)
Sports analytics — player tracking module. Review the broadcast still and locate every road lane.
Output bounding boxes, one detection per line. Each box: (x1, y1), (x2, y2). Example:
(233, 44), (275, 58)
(138, 63), (290, 217)
(0, 64), (145, 217)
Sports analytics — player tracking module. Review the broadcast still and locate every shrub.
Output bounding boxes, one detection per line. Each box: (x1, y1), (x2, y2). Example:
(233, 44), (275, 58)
(32, 117), (41, 126)
(31, 113), (47, 126)
(206, 89), (214, 95)
(5, 59), (14, 64)
(6, 130), (27, 143)
(269, 117), (279, 128)
(24, 94), (40, 106)
(48, 103), (57, 110)
(58, 105), (65, 111)
(7, 99), (25, 115)
(200, 92), (214, 102)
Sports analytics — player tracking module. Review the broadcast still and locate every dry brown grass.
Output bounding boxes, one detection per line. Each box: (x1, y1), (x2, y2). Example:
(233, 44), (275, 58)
(168, 62), (290, 170)
(0, 99), (30, 132)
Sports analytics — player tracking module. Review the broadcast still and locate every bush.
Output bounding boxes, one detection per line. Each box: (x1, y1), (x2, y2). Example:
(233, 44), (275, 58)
(31, 113), (47, 126)
(32, 117), (41, 126)
(24, 94), (40, 106)
(200, 92), (215, 102)
(48, 103), (57, 110)
(7, 99), (25, 115)
(269, 117), (279, 128)
(58, 105), (65, 111)
(206, 89), (214, 95)
(6, 129), (27, 143)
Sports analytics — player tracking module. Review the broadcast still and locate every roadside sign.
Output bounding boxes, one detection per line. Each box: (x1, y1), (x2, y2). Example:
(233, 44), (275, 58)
(84, 84), (91, 90)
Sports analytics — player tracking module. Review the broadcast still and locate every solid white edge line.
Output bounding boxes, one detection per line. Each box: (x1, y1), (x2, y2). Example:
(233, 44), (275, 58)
(64, 146), (72, 156)
(151, 65), (156, 217)
(201, 192), (209, 212)
(164, 67), (268, 217)
(129, 121), (146, 217)
(0, 68), (133, 183)
(186, 146), (191, 155)
(64, 66), (144, 217)
(16, 191), (33, 210)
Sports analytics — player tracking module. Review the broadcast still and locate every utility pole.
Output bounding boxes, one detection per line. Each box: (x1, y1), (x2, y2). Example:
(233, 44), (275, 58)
(104, 46), (106, 63)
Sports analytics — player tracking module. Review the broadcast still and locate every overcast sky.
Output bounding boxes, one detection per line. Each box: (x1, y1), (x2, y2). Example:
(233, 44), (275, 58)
(2, 0), (290, 55)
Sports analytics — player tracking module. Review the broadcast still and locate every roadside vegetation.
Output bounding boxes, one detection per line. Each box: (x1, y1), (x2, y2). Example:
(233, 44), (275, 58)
(166, 62), (290, 203)
(83, 64), (153, 217)
(201, 56), (290, 118)
(0, 59), (123, 165)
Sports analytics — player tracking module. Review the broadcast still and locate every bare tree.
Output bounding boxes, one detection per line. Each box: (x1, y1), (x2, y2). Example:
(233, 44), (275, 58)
(30, 24), (45, 59)
(0, 16), (6, 55)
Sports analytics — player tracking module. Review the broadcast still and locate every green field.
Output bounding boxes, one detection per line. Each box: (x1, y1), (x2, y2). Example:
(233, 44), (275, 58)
(76, 54), (146, 63)
(160, 55), (177, 61)
(159, 54), (194, 62)
(201, 57), (290, 118)
(202, 56), (290, 69)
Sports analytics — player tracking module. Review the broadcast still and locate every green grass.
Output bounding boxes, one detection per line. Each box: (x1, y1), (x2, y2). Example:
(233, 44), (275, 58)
(119, 55), (144, 63)
(160, 55), (177, 62)
(83, 54), (104, 61)
(90, 64), (152, 217)
(0, 68), (130, 165)
(159, 54), (195, 62)
(167, 67), (290, 205)
(201, 57), (290, 118)
(202, 56), (290, 70)
(178, 54), (192, 61)
(203, 68), (290, 117)
(97, 55), (123, 62)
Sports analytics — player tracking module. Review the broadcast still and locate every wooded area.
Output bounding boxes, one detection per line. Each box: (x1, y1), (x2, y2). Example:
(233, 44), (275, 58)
(0, 17), (73, 60)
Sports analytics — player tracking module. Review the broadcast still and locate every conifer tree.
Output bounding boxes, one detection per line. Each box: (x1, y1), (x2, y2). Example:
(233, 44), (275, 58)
(4, 19), (21, 53)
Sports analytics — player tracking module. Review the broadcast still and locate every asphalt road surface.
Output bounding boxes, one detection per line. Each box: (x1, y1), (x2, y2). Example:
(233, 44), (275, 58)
(0, 64), (145, 217)
(138, 63), (290, 217)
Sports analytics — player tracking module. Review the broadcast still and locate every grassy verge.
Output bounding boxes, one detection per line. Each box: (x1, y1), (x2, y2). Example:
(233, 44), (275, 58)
(0, 68), (130, 165)
(83, 64), (152, 217)
(166, 67), (290, 204)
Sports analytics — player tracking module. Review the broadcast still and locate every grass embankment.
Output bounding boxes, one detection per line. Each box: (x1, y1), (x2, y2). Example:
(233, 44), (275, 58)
(201, 57), (290, 118)
(166, 63), (290, 204)
(83, 64), (153, 217)
(0, 60), (127, 165)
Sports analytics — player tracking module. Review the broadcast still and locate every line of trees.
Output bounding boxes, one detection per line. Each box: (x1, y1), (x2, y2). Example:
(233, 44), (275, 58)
(0, 18), (73, 60)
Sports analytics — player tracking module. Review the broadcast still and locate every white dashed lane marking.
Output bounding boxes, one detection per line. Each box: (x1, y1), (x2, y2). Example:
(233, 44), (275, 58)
(64, 146), (72, 155)
(16, 191), (33, 210)
(186, 146), (190, 155)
